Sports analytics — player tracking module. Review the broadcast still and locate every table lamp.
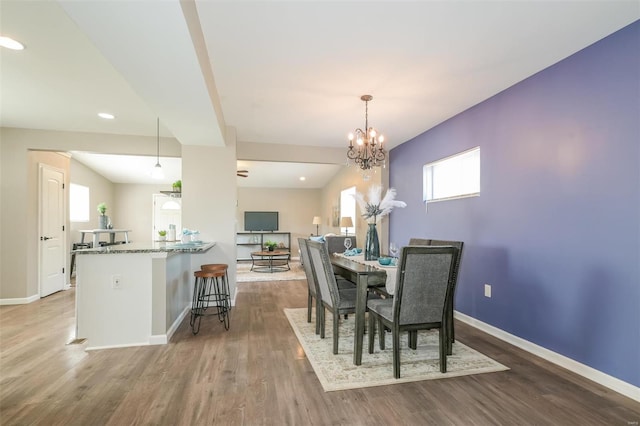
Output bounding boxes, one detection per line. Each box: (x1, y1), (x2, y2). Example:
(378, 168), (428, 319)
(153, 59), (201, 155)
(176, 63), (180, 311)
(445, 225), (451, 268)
(340, 216), (353, 236)
(312, 216), (322, 236)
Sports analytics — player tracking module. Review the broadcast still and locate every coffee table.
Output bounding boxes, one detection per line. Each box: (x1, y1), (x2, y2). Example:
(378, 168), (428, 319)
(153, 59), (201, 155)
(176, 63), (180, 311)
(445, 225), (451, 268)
(250, 250), (291, 273)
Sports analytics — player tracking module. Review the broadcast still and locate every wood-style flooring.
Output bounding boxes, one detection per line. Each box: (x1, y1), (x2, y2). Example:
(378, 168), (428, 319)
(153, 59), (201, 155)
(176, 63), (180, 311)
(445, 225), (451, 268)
(1, 279), (639, 425)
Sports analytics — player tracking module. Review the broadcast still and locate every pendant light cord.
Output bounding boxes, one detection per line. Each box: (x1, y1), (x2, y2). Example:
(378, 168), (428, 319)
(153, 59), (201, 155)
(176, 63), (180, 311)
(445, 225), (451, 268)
(156, 117), (160, 164)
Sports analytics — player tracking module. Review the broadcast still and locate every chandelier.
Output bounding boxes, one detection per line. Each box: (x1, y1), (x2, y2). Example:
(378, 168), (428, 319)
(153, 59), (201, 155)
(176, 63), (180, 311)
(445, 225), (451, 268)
(347, 95), (386, 170)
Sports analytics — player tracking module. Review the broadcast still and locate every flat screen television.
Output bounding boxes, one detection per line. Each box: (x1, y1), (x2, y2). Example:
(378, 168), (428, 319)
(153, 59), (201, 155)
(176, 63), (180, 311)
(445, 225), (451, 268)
(244, 211), (279, 232)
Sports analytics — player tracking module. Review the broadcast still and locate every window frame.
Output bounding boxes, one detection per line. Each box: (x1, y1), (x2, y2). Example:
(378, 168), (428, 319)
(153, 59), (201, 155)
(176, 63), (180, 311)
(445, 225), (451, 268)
(423, 146), (480, 204)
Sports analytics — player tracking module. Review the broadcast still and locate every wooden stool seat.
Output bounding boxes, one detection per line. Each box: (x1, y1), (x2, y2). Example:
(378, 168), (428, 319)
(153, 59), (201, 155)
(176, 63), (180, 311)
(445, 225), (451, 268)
(200, 263), (228, 272)
(194, 269), (225, 279)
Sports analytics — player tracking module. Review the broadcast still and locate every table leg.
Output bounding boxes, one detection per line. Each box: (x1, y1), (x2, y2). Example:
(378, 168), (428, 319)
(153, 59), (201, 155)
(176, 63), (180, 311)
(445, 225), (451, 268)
(353, 274), (369, 365)
(93, 234), (99, 248)
(124, 232), (129, 244)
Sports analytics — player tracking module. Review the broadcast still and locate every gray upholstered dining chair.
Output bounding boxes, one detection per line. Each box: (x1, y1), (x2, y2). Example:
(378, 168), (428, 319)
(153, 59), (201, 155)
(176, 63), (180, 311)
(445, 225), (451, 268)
(306, 240), (358, 354)
(300, 237), (357, 331)
(367, 245), (458, 378)
(407, 238), (464, 354)
(298, 238), (322, 334)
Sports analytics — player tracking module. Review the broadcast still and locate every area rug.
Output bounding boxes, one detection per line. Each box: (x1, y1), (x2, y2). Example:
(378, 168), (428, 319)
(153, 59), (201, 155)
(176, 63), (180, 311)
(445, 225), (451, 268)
(284, 307), (509, 392)
(236, 261), (306, 282)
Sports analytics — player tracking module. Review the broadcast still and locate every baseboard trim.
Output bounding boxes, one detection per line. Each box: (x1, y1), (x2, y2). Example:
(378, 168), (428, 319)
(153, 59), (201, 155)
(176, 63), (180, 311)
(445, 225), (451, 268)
(455, 311), (640, 402)
(86, 341), (153, 351)
(0, 294), (40, 305)
(164, 305), (191, 343)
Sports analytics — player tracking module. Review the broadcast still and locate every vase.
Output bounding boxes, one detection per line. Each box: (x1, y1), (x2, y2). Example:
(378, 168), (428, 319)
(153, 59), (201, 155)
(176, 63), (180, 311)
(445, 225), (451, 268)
(365, 223), (380, 261)
(99, 215), (109, 229)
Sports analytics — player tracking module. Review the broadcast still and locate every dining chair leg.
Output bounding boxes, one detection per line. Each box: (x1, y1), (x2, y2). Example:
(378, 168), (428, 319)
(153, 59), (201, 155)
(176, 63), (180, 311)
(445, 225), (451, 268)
(368, 312), (376, 354)
(439, 326), (448, 373)
(378, 318), (385, 350)
(409, 330), (417, 349)
(333, 311), (340, 355)
(319, 305), (326, 339)
(446, 305), (454, 355)
(307, 290), (312, 323)
(393, 329), (401, 379)
(315, 297), (321, 335)
(333, 311), (340, 354)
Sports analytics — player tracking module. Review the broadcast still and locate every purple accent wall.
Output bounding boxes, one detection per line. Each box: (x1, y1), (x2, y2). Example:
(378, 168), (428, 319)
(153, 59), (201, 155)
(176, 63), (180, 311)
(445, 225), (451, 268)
(389, 22), (639, 387)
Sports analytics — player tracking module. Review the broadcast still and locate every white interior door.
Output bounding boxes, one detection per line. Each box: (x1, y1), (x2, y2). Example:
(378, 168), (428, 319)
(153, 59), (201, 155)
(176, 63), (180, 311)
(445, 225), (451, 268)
(39, 164), (66, 297)
(152, 194), (182, 241)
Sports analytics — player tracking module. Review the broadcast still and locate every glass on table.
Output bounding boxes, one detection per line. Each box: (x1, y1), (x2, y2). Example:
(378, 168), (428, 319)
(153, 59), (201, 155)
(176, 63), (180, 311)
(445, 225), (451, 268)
(343, 237), (352, 252)
(389, 242), (399, 264)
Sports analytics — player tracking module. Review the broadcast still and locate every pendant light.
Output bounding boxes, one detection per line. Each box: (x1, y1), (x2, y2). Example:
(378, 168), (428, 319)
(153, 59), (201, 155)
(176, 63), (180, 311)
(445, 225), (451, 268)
(151, 117), (164, 180)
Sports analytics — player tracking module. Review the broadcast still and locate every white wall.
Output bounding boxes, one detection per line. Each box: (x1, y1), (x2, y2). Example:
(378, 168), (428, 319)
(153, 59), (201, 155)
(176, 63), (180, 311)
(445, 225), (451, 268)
(181, 128), (238, 303)
(320, 166), (385, 251)
(0, 127), (180, 300)
(69, 158), (115, 244)
(114, 183), (172, 244)
(237, 187), (322, 257)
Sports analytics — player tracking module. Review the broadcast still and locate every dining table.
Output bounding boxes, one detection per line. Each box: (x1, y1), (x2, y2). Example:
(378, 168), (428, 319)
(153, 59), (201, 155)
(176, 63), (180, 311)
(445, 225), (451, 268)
(330, 253), (398, 365)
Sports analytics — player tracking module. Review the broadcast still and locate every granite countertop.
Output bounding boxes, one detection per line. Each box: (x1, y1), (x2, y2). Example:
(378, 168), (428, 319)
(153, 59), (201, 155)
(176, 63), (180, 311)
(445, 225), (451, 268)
(72, 241), (216, 254)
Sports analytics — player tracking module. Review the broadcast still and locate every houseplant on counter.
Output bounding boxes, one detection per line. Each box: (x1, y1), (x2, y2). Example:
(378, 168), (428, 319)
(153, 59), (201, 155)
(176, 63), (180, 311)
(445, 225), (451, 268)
(354, 185), (406, 260)
(172, 180), (182, 193)
(97, 202), (109, 229)
(158, 230), (167, 241)
(264, 240), (278, 252)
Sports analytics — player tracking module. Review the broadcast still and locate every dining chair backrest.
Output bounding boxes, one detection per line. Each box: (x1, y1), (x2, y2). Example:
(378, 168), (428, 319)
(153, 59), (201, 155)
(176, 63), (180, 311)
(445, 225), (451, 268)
(393, 245), (458, 326)
(298, 238), (318, 298)
(306, 240), (340, 308)
(429, 240), (464, 292)
(407, 238), (464, 289)
(408, 238), (431, 245)
(325, 236), (358, 255)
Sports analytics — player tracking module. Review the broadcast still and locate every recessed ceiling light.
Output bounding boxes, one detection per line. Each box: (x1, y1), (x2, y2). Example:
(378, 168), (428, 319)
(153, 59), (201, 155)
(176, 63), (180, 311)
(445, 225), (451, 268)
(0, 36), (25, 50)
(98, 113), (115, 120)
(299, 176), (306, 181)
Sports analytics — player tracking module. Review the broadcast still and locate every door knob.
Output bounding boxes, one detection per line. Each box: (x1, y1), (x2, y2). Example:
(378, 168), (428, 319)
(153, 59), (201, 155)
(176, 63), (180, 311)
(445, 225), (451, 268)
(41, 236), (52, 241)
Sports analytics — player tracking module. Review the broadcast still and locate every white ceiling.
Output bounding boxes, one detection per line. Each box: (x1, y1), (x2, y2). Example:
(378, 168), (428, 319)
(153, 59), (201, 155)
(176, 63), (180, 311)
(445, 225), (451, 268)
(2, 1), (638, 185)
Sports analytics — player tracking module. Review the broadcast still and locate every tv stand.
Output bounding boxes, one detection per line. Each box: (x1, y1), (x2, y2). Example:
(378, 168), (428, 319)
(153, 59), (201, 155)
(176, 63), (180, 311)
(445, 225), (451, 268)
(236, 231), (291, 261)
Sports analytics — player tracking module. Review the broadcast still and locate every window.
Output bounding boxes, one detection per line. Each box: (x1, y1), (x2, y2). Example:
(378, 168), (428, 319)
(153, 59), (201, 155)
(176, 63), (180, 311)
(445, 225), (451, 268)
(423, 147), (480, 203)
(340, 186), (356, 235)
(69, 183), (90, 222)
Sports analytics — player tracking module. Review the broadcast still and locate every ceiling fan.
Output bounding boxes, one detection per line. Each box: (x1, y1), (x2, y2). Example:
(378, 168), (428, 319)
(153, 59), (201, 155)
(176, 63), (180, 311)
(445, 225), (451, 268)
(237, 169), (249, 178)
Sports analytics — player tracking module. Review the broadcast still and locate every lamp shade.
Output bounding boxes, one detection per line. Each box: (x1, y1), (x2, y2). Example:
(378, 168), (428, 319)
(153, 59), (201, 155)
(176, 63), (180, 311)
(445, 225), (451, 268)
(339, 216), (353, 227)
(312, 216), (322, 225)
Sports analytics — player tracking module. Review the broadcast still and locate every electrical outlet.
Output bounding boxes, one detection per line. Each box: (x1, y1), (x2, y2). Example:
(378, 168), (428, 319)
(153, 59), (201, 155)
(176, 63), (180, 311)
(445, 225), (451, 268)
(112, 274), (122, 289)
(484, 284), (492, 298)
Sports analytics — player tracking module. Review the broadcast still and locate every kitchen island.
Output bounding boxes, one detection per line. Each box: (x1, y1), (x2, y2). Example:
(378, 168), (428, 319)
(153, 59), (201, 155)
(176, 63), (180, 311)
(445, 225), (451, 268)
(73, 241), (215, 350)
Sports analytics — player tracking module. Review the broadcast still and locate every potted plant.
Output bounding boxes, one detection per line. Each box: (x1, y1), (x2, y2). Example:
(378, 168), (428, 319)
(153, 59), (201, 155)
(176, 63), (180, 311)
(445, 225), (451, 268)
(172, 180), (182, 193)
(97, 202), (109, 229)
(158, 230), (167, 241)
(264, 240), (278, 252)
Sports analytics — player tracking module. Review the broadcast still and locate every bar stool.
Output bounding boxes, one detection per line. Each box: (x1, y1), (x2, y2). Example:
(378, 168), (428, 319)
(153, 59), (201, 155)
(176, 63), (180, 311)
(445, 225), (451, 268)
(70, 242), (92, 277)
(201, 263), (231, 320)
(201, 263), (231, 311)
(190, 266), (230, 334)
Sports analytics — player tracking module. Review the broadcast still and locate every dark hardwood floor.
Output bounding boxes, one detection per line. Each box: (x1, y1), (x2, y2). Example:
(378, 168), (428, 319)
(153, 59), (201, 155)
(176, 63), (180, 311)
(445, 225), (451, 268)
(1, 279), (638, 425)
